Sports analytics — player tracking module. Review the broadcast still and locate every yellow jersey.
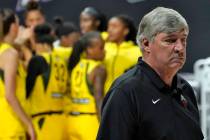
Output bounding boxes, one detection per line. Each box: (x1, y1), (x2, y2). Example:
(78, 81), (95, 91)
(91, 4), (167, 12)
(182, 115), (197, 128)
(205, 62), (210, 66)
(0, 43), (25, 135)
(68, 59), (101, 113)
(104, 41), (142, 93)
(16, 60), (30, 114)
(54, 46), (72, 62)
(101, 31), (108, 41)
(28, 51), (69, 115)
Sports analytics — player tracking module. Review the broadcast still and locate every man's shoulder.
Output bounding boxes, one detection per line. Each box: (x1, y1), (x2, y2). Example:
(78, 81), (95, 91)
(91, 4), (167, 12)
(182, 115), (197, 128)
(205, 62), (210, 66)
(110, 65), (145, 92)
(102, 65), (146, 107)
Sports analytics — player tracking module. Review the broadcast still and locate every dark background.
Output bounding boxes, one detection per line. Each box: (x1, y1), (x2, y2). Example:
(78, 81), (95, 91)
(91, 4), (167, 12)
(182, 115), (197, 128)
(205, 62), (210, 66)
(1, 0), (210, 72)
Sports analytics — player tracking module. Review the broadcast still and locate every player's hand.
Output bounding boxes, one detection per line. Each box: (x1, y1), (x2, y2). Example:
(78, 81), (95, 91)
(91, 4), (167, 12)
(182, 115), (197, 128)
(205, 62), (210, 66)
(15, 26), (33, 44)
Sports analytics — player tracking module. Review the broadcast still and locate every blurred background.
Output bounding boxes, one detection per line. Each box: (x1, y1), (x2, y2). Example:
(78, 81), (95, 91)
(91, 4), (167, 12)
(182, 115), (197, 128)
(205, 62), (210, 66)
(1, 0), (210, 72)
(1, 0), (210, 140)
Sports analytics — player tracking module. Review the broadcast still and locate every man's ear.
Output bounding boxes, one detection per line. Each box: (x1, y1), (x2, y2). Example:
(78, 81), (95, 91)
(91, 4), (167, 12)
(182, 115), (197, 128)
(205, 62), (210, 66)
(142, 38), (150, 53)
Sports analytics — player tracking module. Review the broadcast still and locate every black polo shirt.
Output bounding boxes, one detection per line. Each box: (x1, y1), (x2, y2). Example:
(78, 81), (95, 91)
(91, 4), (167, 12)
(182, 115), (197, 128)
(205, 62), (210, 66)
(97, 58), (203, 140)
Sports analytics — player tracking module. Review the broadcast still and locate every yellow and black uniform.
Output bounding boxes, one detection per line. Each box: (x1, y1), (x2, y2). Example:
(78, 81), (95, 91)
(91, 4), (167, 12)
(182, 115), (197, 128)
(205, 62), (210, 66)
(0, 43), (26, 140)
(104, 41), (142, 93)
(16, 60), (30, 115)
(26, 51), (69, 140)
(66, 59), (101, 140)
(54, 46), (72, 62)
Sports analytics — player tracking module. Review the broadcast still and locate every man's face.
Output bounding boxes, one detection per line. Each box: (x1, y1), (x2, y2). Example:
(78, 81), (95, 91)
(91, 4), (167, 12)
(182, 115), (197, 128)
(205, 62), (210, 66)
(148, 29), (188, 71)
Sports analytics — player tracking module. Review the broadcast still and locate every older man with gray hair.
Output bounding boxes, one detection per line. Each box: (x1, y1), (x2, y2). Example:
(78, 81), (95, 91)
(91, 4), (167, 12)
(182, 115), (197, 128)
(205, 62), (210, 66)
(97, 7), (203, 140)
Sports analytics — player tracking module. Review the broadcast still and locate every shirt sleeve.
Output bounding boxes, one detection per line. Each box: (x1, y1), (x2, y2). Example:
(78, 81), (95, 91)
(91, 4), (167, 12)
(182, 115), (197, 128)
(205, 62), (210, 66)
(26, 55), (48, 98)
(97, 87), (138, 140)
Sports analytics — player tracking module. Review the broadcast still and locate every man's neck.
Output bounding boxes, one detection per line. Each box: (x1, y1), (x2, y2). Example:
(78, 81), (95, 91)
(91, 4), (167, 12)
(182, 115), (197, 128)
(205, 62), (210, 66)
(143, 58), (177, 86)
(156, 69), (175, 86)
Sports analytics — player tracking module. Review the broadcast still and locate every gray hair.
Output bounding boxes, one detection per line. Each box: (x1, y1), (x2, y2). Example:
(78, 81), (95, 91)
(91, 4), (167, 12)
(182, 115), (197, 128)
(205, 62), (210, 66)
(136, 7), (189, 50)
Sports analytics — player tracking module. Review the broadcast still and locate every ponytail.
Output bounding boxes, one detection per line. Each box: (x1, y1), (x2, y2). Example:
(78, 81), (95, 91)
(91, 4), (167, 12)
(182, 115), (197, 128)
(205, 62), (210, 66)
(68, 40), (85, 71)
(68, 31), (101, 72)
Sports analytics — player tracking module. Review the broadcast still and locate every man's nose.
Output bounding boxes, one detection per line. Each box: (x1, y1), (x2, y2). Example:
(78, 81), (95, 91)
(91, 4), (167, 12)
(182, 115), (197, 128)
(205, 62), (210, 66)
(174, 39), (185, 52)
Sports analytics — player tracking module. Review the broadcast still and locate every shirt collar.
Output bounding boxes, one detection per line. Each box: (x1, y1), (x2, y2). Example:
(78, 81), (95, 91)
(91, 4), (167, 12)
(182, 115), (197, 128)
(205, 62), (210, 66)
(137, 57), (180, 92)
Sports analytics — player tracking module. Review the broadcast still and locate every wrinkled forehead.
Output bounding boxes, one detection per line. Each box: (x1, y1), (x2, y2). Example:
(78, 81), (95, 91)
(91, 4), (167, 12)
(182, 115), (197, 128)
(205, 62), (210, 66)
(156, 28), (189, 38)
(163, 26), (188, 34)
(162, 28), (189, 37)
(151, 30), (188, 44)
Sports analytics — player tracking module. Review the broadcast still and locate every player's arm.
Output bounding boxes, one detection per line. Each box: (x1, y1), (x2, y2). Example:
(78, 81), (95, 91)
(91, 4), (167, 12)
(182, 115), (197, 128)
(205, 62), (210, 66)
(93, 65), (107, 120)
(4, 48), (36, 140)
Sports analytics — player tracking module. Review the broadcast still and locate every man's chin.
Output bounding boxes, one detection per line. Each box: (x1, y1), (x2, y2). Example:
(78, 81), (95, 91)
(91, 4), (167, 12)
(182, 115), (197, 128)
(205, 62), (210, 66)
(169, 62), (184, 69)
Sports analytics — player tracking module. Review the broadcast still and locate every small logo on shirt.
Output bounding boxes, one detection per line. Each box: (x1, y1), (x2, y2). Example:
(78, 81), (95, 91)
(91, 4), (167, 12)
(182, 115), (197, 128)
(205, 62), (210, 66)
(152, 98), (161, 104)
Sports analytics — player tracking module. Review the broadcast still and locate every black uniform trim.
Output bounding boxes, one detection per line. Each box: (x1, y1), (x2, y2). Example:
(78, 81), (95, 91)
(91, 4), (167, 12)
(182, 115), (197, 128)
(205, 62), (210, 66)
(26, 55), (50, 98)
(42, 55), (51, 91)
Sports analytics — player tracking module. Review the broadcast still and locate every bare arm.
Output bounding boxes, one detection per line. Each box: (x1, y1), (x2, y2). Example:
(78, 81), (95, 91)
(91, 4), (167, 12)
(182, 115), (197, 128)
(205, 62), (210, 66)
(4, 48), (36, 140)
(91, 65), (107, 121)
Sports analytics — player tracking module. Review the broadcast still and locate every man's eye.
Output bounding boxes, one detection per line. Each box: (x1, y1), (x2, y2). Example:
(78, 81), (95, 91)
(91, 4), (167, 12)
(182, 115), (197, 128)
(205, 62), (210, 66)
(165, 39), (177, 43)
(181, 38), (187, 43)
